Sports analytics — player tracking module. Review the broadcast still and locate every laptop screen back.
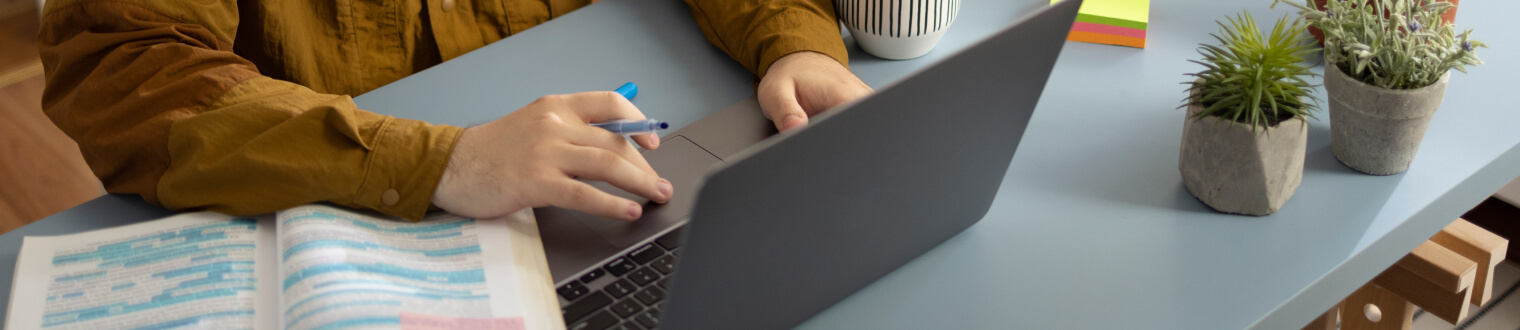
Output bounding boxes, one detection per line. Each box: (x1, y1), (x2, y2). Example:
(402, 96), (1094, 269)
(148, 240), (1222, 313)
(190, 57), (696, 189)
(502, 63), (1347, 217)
(660, 1), (1083, 329)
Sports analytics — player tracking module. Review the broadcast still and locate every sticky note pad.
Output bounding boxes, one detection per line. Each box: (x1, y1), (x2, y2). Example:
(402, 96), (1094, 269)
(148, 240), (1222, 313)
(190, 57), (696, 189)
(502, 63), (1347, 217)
(1052, 0), (1149, 48)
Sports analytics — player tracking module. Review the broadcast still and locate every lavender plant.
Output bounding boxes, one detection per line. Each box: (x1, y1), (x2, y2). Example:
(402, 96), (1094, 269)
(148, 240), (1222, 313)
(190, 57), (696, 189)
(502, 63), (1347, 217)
(1273, 0), (1485, 89)
(1184, 12), (1320, 131)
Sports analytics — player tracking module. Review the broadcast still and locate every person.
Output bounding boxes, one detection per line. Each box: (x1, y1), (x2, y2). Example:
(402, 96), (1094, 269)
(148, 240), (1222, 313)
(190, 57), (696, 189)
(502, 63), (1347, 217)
(37, 0), (873, 222)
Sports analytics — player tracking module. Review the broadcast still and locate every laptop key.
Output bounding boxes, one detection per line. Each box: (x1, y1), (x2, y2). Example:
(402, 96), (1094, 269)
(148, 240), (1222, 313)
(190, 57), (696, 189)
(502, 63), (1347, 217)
(605, 257), (638, 276)
(632, 311), (658, 329)
(567, 310), (618, 330)
(632, 310), (656, 328)
(579, 268), (607, 284)
(604, 279), (637, 298)
(627, 243), (664, 264)
(616, 322), (644, 330)
(604, 278), (637, 298)
(562, 291), (612, 323)
(557, 282), (589, 301)
(609, 298), (643, 318)
(632, 286), (666, 305)
(654, 227), (683, 250)
(650, 255), (677, 274)
(656, 278), (671, 289)
(627, 267), (659, 286)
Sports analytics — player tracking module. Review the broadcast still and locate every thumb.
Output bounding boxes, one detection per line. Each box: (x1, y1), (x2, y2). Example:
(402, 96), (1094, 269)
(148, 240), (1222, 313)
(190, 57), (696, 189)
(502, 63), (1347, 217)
(758, 80), (810, 132)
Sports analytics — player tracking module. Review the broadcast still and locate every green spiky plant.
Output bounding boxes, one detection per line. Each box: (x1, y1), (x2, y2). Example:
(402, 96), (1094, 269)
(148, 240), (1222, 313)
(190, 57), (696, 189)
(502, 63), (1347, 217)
(1183, 12), (1321, 132)
(1272, 0), (1485, 89)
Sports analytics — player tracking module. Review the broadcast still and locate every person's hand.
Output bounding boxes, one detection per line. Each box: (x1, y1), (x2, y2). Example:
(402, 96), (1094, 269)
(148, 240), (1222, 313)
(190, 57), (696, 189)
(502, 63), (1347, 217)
(431, 92), (672, 221)
(757, 51), (874, 132)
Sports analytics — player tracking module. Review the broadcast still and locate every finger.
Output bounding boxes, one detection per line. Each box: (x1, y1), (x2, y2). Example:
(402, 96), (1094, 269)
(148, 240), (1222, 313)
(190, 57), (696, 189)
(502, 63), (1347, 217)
(561, 123), (659, 178)
(558, 91), (660, 150)
(560, 91), (647, 124)
(800, 73), (874, 117)
(557, 145), (671, 204)
(629, 133), (660, 151)
(802, 85), (872, 121)
(758, 80), (810, 132)
(544, 178), (645, 221)
(828, 82), (875, 111)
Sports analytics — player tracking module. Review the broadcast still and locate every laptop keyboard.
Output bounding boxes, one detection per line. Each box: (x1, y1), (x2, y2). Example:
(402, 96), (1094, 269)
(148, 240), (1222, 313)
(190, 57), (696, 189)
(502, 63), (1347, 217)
(559, 227), (684, 330)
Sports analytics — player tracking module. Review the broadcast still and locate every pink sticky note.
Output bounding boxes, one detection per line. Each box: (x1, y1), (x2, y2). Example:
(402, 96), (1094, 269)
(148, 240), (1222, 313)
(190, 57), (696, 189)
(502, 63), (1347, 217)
(399, 312), (526, 330)
(1071, 21), (1147, 39)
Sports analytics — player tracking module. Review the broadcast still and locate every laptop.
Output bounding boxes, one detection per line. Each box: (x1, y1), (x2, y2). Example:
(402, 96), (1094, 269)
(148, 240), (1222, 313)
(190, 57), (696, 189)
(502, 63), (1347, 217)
(536, 1), (1082, 329)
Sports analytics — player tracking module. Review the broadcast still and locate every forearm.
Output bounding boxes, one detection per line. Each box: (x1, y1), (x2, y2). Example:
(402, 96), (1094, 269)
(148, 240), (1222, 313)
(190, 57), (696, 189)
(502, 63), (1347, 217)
(160, 78), (462, 219)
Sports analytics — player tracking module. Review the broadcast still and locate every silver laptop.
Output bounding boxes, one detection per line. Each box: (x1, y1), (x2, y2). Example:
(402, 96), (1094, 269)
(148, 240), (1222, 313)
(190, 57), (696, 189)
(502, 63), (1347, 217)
(537, 1), (1081, 329)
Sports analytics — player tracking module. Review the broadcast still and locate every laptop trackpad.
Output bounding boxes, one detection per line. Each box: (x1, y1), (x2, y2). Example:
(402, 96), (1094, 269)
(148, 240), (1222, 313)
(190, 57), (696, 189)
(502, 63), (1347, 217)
(569, 135), (722, 248)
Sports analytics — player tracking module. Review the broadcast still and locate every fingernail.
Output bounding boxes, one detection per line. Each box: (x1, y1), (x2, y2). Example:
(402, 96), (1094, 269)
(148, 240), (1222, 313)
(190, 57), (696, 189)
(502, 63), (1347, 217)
(782, 114), (805, 131)
(627, 203), (642, 220)
(657, 179), (673, 199)
(785, 114), (803, 124)
(650, 136), (660, 149)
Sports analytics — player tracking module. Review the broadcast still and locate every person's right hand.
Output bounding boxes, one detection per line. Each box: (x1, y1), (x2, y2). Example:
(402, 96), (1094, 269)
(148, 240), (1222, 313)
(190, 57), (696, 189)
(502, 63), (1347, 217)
(431, 91), (673, 221)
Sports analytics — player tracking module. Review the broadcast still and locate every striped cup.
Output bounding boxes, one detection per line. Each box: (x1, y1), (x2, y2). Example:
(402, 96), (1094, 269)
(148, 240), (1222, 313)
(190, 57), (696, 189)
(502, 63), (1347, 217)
(835, 0), (961, 60)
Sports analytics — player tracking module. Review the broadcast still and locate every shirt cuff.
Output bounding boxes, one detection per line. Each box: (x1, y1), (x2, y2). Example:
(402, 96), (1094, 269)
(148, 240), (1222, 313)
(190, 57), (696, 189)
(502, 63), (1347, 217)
(753, 9), (851, 78)
(349, 117), (464, 220)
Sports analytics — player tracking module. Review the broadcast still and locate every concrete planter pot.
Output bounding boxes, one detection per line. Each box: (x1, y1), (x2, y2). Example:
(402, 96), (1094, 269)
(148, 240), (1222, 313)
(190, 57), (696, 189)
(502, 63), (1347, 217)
(1324, 63), (1450, 175)
(1179, 83), (1309, 216)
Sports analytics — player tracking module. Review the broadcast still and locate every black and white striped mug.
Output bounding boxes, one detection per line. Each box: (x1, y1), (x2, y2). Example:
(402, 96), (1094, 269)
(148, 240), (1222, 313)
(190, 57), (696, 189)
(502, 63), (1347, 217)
(835, 0), (961, 60)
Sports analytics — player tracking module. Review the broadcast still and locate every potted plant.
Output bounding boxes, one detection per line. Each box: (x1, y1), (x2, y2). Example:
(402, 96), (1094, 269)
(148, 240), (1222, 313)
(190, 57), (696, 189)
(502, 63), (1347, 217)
(1274, 0), (1485, 175)
(1179, 13), (1320, 216)
(1306, 0), (1459, 43)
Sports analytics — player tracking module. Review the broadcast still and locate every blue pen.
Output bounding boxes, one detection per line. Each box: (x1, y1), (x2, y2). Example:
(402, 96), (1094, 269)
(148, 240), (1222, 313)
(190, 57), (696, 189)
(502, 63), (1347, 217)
(592, 119), (668, 136)
(614, 82), (638, 99)
(592, 82), (668, 136)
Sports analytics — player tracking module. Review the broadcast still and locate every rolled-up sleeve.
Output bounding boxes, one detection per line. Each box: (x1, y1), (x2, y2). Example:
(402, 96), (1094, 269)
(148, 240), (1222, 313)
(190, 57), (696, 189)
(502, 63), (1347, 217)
(682, 0), (851, 77)
(40, 0), (460, 220)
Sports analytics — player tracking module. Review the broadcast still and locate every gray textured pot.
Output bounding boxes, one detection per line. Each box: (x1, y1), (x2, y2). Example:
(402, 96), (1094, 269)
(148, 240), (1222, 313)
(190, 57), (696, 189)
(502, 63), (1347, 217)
(1324, 63), (1450, 175)
(1179, 85), (1309, 216)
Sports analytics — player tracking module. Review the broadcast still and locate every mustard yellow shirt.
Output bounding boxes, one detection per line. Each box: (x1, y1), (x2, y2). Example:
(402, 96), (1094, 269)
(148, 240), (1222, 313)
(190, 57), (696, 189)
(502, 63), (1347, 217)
(39, 0), (848, 220)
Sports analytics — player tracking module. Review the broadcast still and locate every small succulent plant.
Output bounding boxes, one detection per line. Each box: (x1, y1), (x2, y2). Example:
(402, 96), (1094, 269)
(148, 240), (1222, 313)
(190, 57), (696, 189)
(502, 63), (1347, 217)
(1184, 12), (1320, 132)
(1273, 0), (1485, 89)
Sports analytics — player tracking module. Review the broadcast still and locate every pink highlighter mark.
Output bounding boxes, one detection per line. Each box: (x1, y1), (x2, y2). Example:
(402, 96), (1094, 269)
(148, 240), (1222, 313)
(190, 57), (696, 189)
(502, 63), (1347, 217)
(399, 312), (526, 330)
(1070, 22), (1147, 39)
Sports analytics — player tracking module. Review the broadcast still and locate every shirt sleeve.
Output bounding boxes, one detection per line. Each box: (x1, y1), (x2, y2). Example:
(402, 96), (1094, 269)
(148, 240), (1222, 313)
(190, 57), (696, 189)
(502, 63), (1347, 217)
(682, 0), (851, 78)
(39, 0), (460, 220)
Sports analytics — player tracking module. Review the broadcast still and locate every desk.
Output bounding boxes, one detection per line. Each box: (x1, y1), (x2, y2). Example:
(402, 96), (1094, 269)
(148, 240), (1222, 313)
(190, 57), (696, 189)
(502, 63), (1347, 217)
(6, 0), (1519, 328)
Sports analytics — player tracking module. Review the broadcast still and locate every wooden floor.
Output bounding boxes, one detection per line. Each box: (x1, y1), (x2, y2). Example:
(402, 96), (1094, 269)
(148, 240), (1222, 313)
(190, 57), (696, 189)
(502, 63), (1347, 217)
(0, 1), (103, 234)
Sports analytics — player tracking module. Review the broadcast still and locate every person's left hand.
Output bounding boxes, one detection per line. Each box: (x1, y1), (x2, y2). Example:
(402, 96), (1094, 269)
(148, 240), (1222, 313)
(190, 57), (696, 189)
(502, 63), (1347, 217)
(757, 51), (873, 132)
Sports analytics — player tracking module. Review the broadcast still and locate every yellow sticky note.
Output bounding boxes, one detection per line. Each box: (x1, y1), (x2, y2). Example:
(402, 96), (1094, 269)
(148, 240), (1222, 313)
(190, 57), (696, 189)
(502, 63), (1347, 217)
(1052, 0), (1150, 24)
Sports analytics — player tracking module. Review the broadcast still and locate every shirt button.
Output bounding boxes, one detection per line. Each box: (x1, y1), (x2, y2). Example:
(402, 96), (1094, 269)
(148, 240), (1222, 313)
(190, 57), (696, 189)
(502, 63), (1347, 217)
(382, 189), (400, 206)
(441, 0), (455, 12)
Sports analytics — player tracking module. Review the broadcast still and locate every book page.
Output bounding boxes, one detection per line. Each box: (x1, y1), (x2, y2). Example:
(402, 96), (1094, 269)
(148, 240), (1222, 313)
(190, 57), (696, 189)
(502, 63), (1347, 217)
(277, 205), (546, 330)
(5, 212), (279, 330)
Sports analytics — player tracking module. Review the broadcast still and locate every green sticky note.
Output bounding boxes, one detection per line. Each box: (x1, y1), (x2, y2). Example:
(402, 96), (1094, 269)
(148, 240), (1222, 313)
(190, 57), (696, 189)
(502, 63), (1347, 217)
(1052, 0), (1150, 25)
(1076, 13), (1147, 30)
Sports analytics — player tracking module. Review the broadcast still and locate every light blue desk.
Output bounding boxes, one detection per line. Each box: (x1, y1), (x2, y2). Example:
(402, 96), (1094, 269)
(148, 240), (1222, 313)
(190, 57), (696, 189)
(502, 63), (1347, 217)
(5, 0), (1518, 328)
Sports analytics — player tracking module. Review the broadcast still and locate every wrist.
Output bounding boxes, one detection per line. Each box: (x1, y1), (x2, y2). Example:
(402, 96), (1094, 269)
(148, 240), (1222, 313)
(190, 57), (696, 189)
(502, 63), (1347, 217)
(431, 126), (474, 210)
(767, 51), (843, 77)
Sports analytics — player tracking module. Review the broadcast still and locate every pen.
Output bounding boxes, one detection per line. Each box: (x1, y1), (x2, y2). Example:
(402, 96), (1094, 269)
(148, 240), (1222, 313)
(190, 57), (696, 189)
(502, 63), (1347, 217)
(591, 82), (667, 136)
(614, 82), (638, 99)
(592, 119), (668, 136)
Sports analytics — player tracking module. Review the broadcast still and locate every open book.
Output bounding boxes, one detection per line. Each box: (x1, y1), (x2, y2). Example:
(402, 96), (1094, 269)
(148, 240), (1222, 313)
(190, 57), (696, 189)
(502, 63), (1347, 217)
(5, 205), (562, 330)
